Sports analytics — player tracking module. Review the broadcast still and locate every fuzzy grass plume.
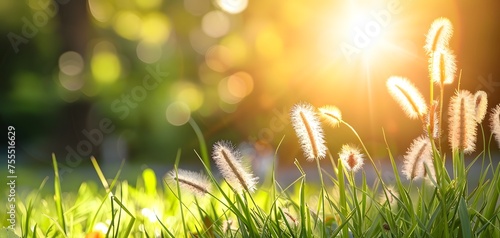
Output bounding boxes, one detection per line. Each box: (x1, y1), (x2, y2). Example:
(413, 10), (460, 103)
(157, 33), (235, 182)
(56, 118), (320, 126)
(448, 90), (477, 153)
(425, 17), (453, 54)
(430, 47), (456, 85)
(490, 104), (500, 148)
(167, 169), (212, 197)
(318, 105), (342, 127)
(473, 90), (488, 123)
(386, 76), (428, 120)
(290, 103), (327, 161)
(402, 135), (435, 181)
(212, 141), (258, 193)
(338, 144), (364, 173)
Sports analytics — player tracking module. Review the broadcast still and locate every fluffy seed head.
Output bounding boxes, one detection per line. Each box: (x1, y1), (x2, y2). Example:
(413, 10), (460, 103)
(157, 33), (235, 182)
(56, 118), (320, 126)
(339, 144), (364, 173)
(473, 90), (488, 123)
(167, 169), (211, 197)
(490, 104), (500, 148)
(448, 90), (477, 153)
(318, 105), (342, 127)
(425, 17), (453, 54)
(212, 141), (258, 193)
(430, 48), (456, 85)
(424, 100), (440, 139)
(402, 135), (435, 181)
(386, 76), (428, 119)
(290, 103), (327, 161)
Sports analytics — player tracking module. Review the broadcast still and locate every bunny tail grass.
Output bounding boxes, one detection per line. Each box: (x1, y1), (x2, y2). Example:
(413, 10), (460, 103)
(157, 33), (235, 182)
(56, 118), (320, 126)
(318, 105), (342, 127)
(212, 141), (258, 193)
(430, 47), (456, 85)
(338, 144), (364, 173)
(386, 76), (428, 120)
(473, 90), (488, 123)
(167, 169), (211, 197)
(448, 90), (477, 154)
(290, 103), (327, 161)
(490, 104), (500, 148)
(425, 17), (453, 54)
(402, 135), (435, 181)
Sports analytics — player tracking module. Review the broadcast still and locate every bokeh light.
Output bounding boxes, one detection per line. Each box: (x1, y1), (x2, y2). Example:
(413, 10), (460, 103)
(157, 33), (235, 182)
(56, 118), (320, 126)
(141, 13), (171, 43)
(216, 0), (248, 14)
(227, 71), (253, 98)
(58, 51), (85, 93)
(166, 101), (191, 126)
(136, 40), (163, 63)
(91, 42), (121, 84)
(201, 10), (231, 38)
(59, 51), (84, 76)
(88, 0), (114, 23)
(58, 72), (84, 91)
(217, 72), (253, 104)
(170, 82), (204, 111)
(205, 45), (234, 72)
(113, 11), (142, 40)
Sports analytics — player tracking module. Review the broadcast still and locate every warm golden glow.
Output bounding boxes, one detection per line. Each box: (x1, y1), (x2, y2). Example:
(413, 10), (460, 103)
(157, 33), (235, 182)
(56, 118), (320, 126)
(205, 45), (234, 72)
(255, 25), (283, 60)
(218, 72), (254, 104)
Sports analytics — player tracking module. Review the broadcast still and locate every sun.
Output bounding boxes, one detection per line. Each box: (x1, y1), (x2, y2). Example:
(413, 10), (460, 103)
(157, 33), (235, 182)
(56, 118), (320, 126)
(337, 1), (405, 63)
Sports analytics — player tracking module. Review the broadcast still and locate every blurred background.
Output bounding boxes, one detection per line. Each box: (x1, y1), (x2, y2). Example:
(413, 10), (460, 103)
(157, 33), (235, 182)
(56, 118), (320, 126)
(1, 0), (499, 186)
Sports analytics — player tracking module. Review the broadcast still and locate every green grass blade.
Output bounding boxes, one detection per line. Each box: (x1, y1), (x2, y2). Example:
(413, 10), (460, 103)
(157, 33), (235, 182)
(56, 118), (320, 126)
(337, 158), (349, 238)
(111, 196), (136, 238)
(156, 214), (175, 238)
(22, 199), (33, 238)
(88, 156), (124, 234)
(142, 168), (157, 197)
(51, 154), (66, 236)
(189, 118), (210, 171)
(294, 159), (308, 237)
(458, 196), (472, 238)
(173, 149), (188, 238)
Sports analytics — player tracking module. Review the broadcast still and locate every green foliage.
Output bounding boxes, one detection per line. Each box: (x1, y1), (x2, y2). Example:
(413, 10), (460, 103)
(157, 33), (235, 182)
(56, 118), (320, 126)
(0, 228), (20, 238)
(2, 134), (499, 237)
